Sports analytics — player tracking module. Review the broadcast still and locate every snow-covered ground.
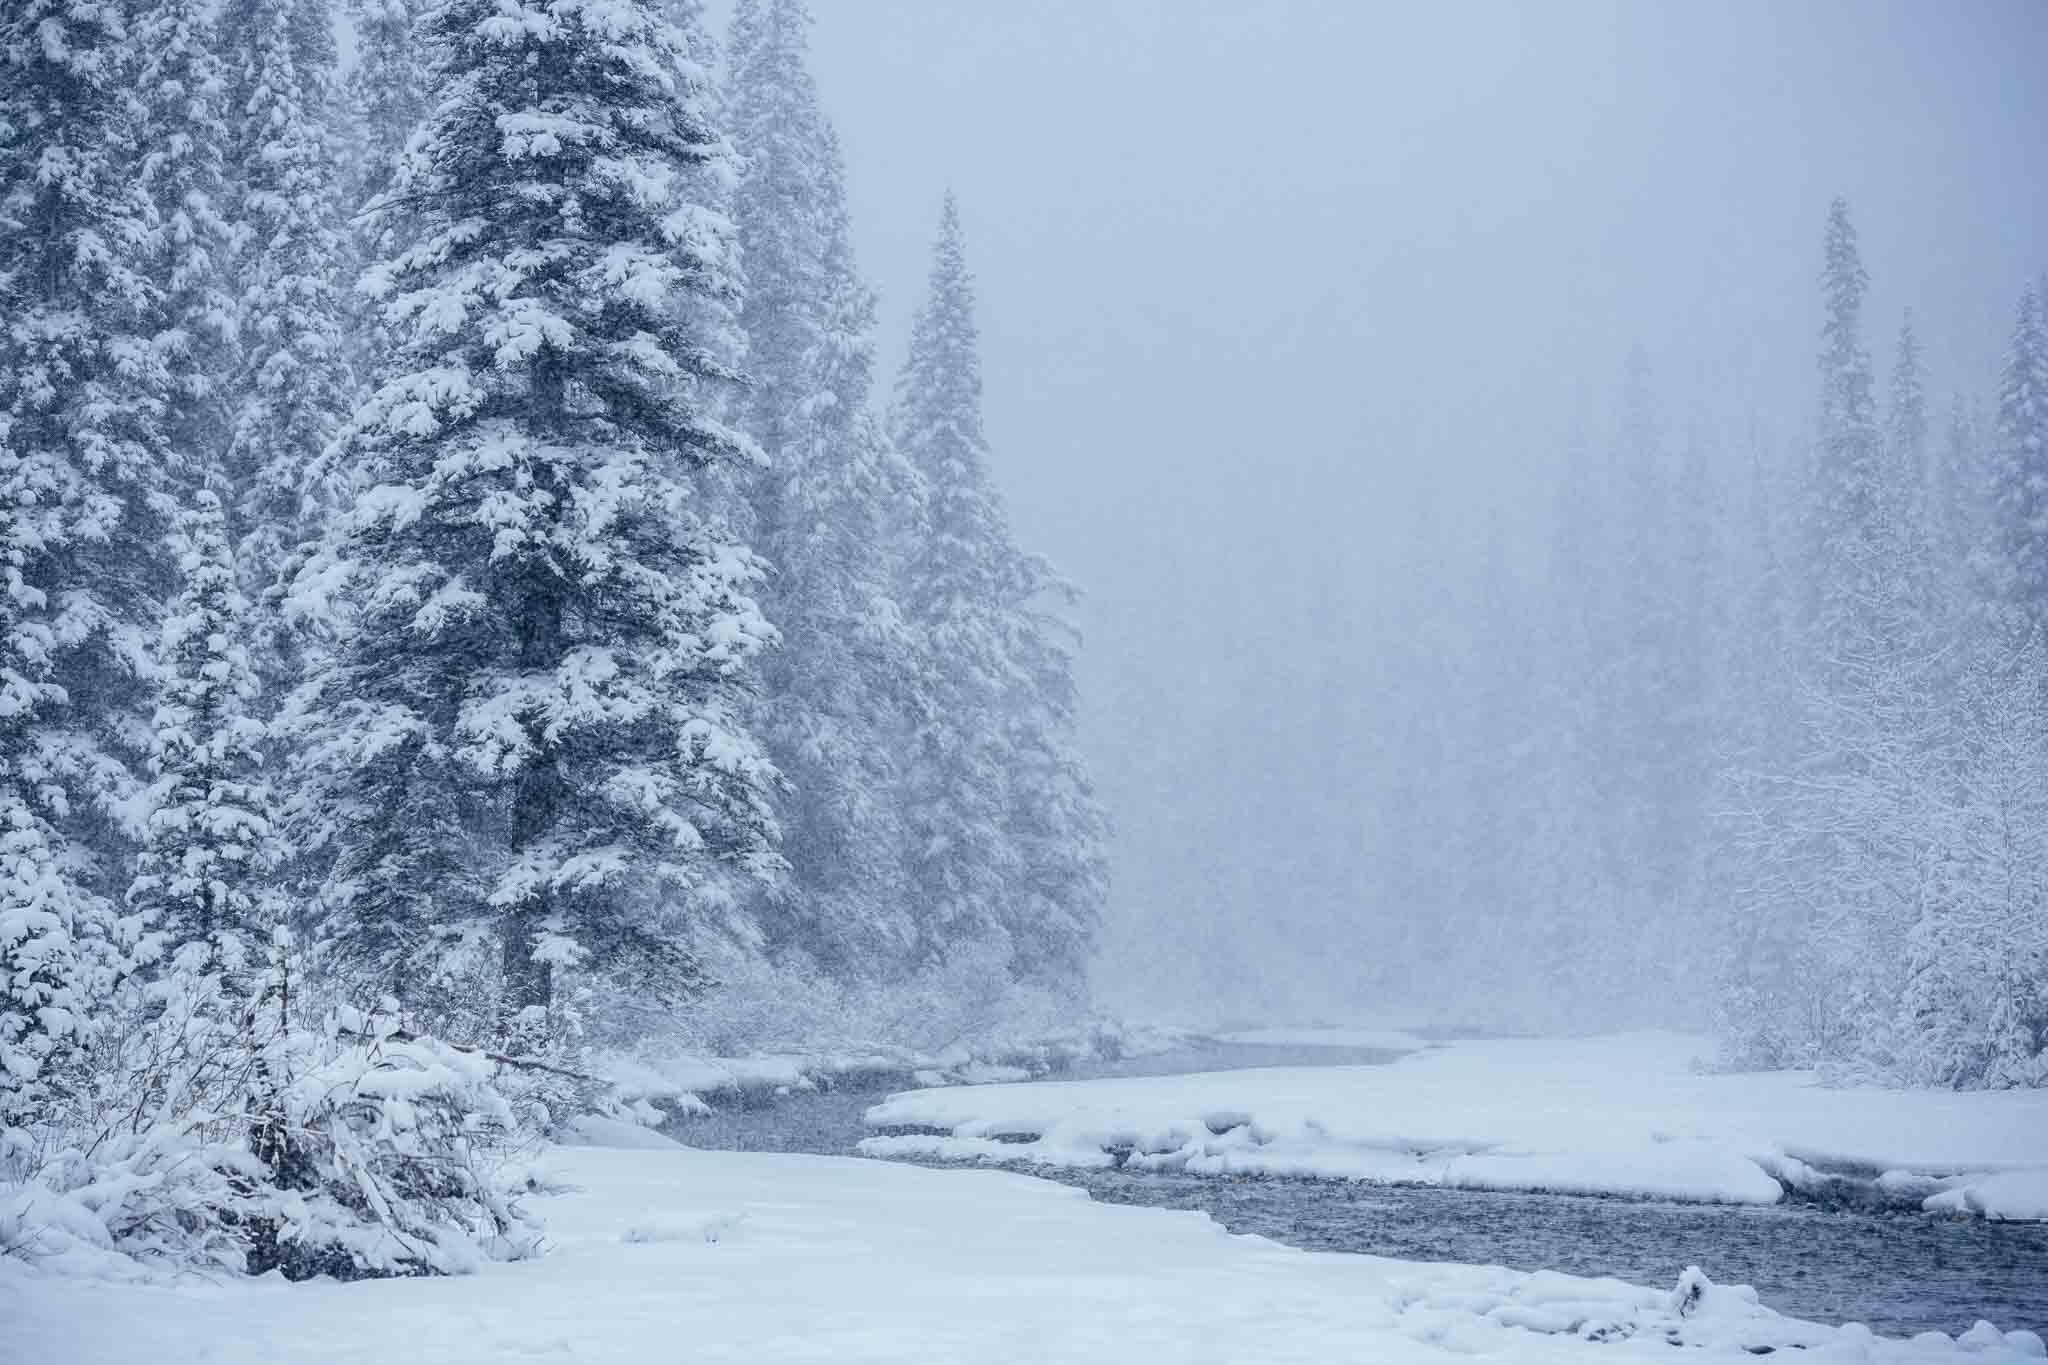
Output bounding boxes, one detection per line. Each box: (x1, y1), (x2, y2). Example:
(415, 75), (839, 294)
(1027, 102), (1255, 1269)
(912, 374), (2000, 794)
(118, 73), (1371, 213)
(1213, 1024), (1436, 1052)
(861, 1032), (2048, 1217)
(9, 1134), (2043, 1364)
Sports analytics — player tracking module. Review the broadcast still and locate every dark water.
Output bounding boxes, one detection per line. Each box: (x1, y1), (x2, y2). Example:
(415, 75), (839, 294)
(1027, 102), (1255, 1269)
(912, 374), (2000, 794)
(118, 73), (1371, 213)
(1066, 1171), (2048, 1339)
(676, 1041), (1405, 1151)
(672, 1043), (2048, 1339)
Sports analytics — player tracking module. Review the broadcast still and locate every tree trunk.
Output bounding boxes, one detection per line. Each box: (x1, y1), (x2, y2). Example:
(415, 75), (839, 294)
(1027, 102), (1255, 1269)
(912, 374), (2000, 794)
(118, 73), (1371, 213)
(502, 574), (563, 1039)
(501, 359), (569, 1041)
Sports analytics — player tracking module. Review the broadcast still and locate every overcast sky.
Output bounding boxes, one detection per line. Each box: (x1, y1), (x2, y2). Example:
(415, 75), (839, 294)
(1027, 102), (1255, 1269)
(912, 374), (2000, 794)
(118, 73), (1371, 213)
(724, 1), (2048, 1021)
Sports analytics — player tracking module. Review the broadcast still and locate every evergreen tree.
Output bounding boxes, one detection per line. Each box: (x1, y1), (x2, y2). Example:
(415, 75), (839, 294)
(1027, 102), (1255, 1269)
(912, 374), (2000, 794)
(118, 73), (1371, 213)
(892, 195), (1106, 985)
(343, 0), (430, 215)
(663, 0), (755, 528)
(1877, 312), (1948, 659)
(1901, 633), (2048, 1088)
(0, 798), (97, 1140)
(891, 195), (1016, 965)
(0, 0), (176, 1136)
(1989, 281), (2048, 623)
(221, 0), (354, 598)
(1873, 311), (1941, 643)
(127, 490), (278, 986)
(297, 0), (780, 1041)
(726, 0), (920, 977)
(1808, 198), (1885, 648)
(1730, 202), (1949, 1072)
(999, 568), (1110, 987)
(1886, 311), (1929, 507)
(132, 0), (238, 484)
(1713, 424), (1808, 1067)
(1932, 393), (1988, 608)
(340, 0), (433, 378)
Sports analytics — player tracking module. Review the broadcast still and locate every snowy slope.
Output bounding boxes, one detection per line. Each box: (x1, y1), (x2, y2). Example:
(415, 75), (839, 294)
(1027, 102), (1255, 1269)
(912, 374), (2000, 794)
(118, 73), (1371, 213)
(8, 1138), (2044, 1363)
(862, 1032), (2048, 1214)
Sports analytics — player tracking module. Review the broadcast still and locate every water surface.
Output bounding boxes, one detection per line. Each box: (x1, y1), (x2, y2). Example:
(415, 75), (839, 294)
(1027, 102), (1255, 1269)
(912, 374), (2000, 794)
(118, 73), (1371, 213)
(672, 1041), (2048, 1338)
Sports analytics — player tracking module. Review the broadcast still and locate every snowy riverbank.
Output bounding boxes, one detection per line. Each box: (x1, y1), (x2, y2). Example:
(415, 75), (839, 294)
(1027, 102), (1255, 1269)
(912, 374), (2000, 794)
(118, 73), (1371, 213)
(860, 1032), (2048, 1217)
(9, 1137), (2045, 1364)
(590, 1017), (1202, 1125)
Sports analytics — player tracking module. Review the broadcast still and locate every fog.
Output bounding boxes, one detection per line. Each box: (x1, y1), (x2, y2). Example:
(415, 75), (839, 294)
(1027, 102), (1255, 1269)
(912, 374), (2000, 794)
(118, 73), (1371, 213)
(11, 0), (2048, 1311)
(753, 0), (2048, 1027)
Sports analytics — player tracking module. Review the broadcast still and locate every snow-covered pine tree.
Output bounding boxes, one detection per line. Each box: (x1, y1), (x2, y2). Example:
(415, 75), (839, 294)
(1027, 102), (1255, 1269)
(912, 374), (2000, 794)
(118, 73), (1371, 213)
(1, 0), (179, 1137)
(1900, 630), (2048, 1088)
(1932, 393), (1989, 613)
(726, 0), (920, 978)
(1726, 202), (1951, 1073)
(1967, 282), (2048, 1087)
(298, 0), (780, 1044)
(1875, 310), (1943, 645)
(340, 0), (433, 377)
(1713, 426), (1811, 1068)
(662, 0), (757, 542)
(1886, 311), (1929, 512)
(127, 490), (278, 986)
(999, 572), (1110, 988)
(1807, 198), (1886, 649)
(343, 0), (430, 216)
(891, 195), (1023, 967)
(892, 195), (1106, 986)
(221, 0), (355, 604)
(132, 0), (238, 487)
(1988, 281), (2048, 625)
(21, 509), (533, 1281)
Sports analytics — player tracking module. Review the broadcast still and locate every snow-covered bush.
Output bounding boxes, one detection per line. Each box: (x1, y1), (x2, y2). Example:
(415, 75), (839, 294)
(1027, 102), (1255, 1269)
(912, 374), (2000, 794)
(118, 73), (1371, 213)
(1, 944), (539, 1279)
(1711, 983), (1801, 1074)
(247, 1006), (538, 1278)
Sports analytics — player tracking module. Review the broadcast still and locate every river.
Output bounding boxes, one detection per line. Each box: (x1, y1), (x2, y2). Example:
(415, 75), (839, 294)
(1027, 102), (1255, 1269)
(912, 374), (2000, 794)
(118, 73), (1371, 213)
(670, 1041), (2048, 1338)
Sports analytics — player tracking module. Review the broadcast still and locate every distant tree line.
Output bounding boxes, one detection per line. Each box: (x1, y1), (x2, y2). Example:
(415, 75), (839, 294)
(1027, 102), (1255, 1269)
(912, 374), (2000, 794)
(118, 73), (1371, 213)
(1369, 201), (2045, 1089)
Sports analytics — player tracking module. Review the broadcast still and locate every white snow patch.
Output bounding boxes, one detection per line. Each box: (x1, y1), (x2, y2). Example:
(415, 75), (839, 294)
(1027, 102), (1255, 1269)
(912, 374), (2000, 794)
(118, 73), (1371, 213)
(862, 1032), (2048, 1208)
(1925, 1170), (2048, 1222)
(8, 1146), (2041, 1363)
(620, 1210), (744, 1244)
(559, 1113), (686, 1150)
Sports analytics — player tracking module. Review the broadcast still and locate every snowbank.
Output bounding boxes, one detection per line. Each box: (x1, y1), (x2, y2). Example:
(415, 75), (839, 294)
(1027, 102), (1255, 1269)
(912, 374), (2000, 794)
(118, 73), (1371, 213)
(10, 1140), (2043, 1363)
(595, 1019), (1198, 1118)
(1925, 1170), (2048, 1222)
(861, 1032), (2048, 1211)
(558, 1114), (689, 1151)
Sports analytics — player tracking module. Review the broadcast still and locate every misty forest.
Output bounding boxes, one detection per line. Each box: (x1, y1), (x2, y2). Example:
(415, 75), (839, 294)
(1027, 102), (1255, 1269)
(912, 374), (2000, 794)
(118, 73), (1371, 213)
(4, 0), (2047, 1358)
